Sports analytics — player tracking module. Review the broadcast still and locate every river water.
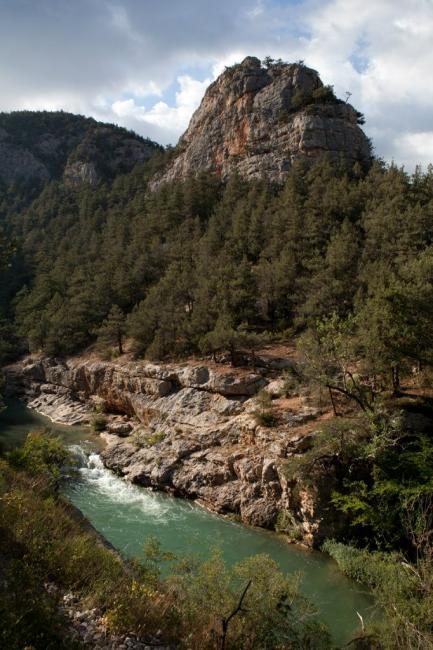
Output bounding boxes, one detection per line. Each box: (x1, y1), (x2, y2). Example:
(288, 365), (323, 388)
(0, 399), (374, 645)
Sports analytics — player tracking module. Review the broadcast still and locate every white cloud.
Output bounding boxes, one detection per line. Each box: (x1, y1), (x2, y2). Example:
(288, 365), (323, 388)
(1, 0), (433, 165)
(299, 0), (433, 165)
(247, 1), (265, 19)
(393, 132), (433, 171)
(111, 74), (210, 143)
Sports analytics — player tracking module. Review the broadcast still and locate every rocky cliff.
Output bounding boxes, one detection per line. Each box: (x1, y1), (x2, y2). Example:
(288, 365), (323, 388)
(4, 355), (344, 547)
(0, 111), (161, 187)
(152, 57), (371, 188)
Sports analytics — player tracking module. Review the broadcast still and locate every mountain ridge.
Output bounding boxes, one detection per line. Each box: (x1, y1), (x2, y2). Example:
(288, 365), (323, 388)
(0, 110), (162, 187)
(0, 58), (372, 192)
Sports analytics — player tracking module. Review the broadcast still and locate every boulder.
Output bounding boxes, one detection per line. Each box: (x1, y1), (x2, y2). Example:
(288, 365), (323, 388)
(106, 421), (133, 436)
(241, 498), (279, 528)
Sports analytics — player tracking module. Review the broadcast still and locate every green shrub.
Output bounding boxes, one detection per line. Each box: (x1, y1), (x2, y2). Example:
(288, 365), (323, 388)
(8, 430), (74, 490)
(275, 510), (303, 541)
(254, 390), (278, 426)
(132, 429), (166, 448)
(311, 84), (337, 103)
(277, 108), (290, 124)
(91, 413), (108, 432)
(166, 552), (331, 650)
(291, 88), (309, 110)
(254, 410), (278, 427)
(146, 431), (166, 446)
(322, 540), (400, 587)
(323, 538), (433, 649)
(280, 368), (301, 397)
(100, 348), (114, 361)
(256, 389), (272, 409)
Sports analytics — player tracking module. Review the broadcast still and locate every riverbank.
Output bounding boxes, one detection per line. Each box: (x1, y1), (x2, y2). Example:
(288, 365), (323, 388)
(0, 427), (346, 649)
(3, 351), (341, 547)
(0, 431), (174, 649)
(0, 399), (374, 646)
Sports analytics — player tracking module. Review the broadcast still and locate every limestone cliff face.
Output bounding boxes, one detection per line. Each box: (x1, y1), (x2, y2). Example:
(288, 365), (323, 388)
(0, 112), (161, 187)
(153, 57), (371, 187)
(4, 355), (345, 547)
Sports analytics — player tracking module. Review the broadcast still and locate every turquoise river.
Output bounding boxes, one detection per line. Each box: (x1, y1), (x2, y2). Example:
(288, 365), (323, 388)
(0, 399), (376, 645)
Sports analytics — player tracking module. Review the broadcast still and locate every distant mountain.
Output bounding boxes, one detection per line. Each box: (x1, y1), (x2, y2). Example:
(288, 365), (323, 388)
(152, 56), (371, 188)
(0, 111), (162, 187)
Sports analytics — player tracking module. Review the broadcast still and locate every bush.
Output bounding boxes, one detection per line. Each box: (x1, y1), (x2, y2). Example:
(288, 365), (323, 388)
(8, 430), (74, 490)
(91, 413), (108, 432)
(291, 88), (309, 110)
(253, 390), (278, 426)
(275, 510), (303, 541)
(166, 552), (331, 650)
(280, 368), (301, 397)
(146, 431), (166, 446)
(283, 418), (366, 486)
(254, 410), (278, 427)
(322, 540), (400, 587)
(323, 538), (433, 649)
(311, 84), (337, 103)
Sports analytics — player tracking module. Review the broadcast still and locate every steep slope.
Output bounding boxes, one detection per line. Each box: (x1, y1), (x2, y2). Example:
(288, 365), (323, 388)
(0, 111), (162, 186)
(152, 56), (371, 187)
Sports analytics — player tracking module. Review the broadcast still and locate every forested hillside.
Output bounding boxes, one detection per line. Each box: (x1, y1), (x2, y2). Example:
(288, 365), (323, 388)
(2, 104), (433, 649)
(1, 148), (433, 392)
(0, 110), (161, 189)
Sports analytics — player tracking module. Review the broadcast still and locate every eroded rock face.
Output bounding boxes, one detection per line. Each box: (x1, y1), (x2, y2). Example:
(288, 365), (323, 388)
(4, 355), (339, 547)
(152, 57), (371, 188)
(62, 161), (100, 186)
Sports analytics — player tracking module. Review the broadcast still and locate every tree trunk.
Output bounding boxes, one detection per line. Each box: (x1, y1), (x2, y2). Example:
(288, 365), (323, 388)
(326, 383), (370, 412)
(220, 581), (251, 650)
(391, 365), (400, 393)
(328, 386), (338, 416)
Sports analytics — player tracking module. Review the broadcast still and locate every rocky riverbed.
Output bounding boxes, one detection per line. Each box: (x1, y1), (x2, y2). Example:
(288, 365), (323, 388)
(4, 353), (341, 547)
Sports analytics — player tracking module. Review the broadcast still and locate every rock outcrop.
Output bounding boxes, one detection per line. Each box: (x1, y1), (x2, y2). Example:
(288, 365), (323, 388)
(62, 124), (161, 187)
(152, 56), (371, 188)
(4, 355), (341, 547)
(0, 112), (161, 186)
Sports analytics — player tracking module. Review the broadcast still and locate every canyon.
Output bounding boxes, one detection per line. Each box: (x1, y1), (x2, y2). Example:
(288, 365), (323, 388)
(4, 352), (342, 548)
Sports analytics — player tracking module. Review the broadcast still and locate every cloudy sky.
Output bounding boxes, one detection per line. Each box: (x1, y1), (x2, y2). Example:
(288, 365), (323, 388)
(1, 0), (433, 169)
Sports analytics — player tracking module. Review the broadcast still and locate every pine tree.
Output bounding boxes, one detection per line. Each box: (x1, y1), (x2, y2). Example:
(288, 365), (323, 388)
(96, 305), (126, 355)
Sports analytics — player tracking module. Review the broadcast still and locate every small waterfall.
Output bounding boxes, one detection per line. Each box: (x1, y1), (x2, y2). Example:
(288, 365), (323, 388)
(68, 443), (89, 468)
(68, 444), (180, 522)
